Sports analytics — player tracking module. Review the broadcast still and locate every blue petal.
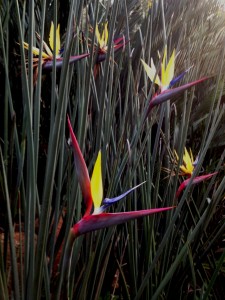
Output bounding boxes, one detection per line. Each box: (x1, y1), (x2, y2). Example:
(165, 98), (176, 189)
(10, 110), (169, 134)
(192, 154), (199, 167)
(169, 66), (192, 88)
(100, 182), (146, 212)
(59, 47), (64, 55)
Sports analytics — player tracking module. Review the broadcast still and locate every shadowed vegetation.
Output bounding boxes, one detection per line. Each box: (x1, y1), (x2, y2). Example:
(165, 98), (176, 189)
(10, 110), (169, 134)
(1, 0), (225, 299)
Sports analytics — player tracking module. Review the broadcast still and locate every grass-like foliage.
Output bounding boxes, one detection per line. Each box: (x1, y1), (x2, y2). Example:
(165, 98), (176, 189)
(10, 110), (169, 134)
(1, 0), (225, 299)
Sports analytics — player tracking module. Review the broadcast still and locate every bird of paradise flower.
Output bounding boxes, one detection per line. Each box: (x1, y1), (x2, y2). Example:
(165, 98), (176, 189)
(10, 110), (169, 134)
(173, 147), (217, 198)
(95, 22), (127, 60)
(57, 116), (175, 280)
(95, 22), (109, 53)
(92, 22), (127, 77)
(21, 22), (89, 83)
(141, 47), (209, 118)
(67, 116), (174, 237)
(174, 147), (196, 176)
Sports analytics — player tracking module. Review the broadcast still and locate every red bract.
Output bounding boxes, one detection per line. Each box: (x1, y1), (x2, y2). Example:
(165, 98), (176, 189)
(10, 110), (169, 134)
(67, 117), (92, 216)
(42, 53), (90, 70)
(72, 208), (174, 237)
(176, 172), (217, 199)
(145, 77), (210, 120)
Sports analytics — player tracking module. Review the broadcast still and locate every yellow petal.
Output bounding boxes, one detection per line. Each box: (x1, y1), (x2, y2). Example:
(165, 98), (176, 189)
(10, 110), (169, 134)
(23, 42), (49, 59)
(141, 59), (161, 86)
(183, 148), (194, 174)
(174, 150), (189, 174)
(165, 49), (175, 87)
(95, 24), (103, 48)
(91, 151), (103, 211)
(151, 58), (161, 86)
(180, 165), (189, 174)
(49, 22), (54, 51)
(49, 22), (61, 55)
(103, 22), (108, 46)
(148, 0), (152, 8)
(183, 148), (192, 165)
(56, 24), (61, 55)
(161, 48), (176, 90)
(175, 148), (194, 175)
(95, 23), (108, 49)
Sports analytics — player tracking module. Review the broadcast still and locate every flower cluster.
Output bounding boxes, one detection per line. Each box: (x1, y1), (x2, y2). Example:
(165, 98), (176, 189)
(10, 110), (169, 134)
(21, 20), (214, 225)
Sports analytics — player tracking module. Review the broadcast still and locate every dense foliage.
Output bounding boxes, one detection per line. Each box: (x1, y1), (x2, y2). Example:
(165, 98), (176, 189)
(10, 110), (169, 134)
(1, 0), (225, 299)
